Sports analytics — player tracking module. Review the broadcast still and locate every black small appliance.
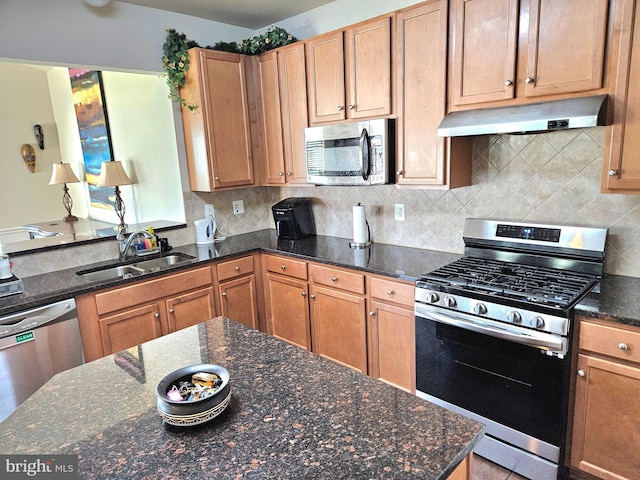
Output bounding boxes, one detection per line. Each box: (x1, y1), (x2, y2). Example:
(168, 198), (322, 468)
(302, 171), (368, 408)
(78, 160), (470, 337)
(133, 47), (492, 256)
(272, 198), (316, 239)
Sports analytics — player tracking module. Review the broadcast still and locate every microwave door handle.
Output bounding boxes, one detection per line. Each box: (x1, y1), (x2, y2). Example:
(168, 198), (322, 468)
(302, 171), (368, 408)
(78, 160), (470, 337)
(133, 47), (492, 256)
(359, 127), (371, 181)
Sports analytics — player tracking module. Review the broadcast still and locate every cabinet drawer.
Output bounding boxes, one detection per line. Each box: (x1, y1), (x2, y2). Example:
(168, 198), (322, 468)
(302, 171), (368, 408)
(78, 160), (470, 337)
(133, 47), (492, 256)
(95, 267), (213, 315)
(217, 255), (255, 281)
(580, 321), (640, 363)
(370, 277), (414, 306)
(309, 263), (365, 295)
(264, 255), (307, 280)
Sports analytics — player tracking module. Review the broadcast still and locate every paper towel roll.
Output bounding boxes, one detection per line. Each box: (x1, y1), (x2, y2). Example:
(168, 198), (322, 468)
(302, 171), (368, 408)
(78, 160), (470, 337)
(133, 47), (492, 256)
(353, 204), (369, 244)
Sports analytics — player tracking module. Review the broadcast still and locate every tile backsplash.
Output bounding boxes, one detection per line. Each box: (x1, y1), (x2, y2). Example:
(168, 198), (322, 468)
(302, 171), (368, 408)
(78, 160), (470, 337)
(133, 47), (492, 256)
(13, 127), (640, 279)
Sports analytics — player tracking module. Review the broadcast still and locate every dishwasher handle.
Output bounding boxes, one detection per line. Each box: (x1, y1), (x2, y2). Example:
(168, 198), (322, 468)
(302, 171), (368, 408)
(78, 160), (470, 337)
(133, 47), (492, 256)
(0, 299), (77, 340)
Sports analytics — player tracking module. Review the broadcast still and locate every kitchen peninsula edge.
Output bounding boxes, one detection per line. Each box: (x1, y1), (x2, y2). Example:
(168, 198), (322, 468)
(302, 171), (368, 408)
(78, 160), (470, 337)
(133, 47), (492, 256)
(0, 317), (484, 479)
(0, 229), (638, 327)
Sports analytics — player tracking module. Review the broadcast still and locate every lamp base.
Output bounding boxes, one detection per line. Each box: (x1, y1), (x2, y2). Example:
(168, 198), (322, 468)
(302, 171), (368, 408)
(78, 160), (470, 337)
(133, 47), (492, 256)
(64, 215), (78, 223)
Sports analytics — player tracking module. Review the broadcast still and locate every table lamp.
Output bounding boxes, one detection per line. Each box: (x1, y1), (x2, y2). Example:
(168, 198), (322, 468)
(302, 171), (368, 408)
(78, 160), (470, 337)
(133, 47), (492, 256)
(49, 162), (81, 222)
(97, 161), (134, 229)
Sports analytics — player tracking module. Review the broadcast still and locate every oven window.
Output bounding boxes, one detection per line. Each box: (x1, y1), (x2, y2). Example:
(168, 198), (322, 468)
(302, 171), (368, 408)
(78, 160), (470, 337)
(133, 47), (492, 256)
(415, 316), (565, 446)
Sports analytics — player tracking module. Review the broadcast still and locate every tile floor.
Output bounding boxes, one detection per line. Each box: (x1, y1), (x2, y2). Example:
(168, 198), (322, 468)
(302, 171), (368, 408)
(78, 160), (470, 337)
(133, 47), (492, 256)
(473, 455), (527, 480)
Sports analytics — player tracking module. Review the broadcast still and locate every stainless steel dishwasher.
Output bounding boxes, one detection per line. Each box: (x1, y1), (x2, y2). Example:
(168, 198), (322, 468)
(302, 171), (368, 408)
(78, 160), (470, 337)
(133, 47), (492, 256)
(0, 299), (84, 422)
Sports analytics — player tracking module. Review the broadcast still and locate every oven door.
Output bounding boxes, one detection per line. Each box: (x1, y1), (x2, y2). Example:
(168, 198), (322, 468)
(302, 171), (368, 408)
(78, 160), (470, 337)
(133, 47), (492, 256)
(415, 304), (567, 451)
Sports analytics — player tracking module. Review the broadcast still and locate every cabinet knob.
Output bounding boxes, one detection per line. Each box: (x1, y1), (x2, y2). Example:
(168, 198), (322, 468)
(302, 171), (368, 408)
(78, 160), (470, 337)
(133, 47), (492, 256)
(301, 291), (307, 297)
(280, 265), (286, 270)
(396, 170), (403, 176)
(331, 276), (338, 282)
(608, 169), (618, 176)
(169, 308), (174, 314)
(387, 290), (394, 296)
(619, 342), (629, 351)
(278, 172), (284, 176)
(369, 311), (376, 316)
(287, 172), (292, 176)
(154, 313), (160, 318)
(235, 266), (240, 271)
(310, 294), (316, 299)
(221, 292), (227, 297)
(577, 369), (585, 377)
(337, 105), (344, 112)
(214, 176), (220, 180)
(525, 76), (535, 84)
(348, 104), (355, 110)
(504, 79), (513, 86)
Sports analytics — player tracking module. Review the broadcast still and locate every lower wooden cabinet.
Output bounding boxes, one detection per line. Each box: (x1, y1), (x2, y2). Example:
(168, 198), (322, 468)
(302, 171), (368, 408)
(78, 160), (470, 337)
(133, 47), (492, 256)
(166, 287), (216, 332)
(569, 318), (640, 479)
(216, 256), (259, 330)
(99, 303), (165, 356)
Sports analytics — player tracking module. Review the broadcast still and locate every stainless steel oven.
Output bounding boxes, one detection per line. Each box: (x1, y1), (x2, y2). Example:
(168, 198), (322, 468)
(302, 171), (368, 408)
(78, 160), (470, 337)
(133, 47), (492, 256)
(415, 219), (607, 480)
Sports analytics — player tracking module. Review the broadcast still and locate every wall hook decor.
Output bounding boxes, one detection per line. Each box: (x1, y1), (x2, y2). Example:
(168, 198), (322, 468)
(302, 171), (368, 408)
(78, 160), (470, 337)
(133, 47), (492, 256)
(21, 144), (36, 173)
(34, 124), (44, 149)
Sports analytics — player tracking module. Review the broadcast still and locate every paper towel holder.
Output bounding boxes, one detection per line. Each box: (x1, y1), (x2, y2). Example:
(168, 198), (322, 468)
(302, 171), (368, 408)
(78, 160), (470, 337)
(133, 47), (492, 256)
(349, 203), (372, 249)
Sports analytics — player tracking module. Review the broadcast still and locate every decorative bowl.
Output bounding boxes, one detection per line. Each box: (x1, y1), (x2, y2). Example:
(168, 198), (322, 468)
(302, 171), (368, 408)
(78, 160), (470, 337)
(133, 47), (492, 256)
(156, 364), (231, 426)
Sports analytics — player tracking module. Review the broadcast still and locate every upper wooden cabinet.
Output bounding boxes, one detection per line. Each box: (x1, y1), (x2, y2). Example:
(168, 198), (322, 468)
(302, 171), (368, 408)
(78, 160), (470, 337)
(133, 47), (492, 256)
(180, 48), (255, 191)
(306, 16), (392, 124)
(602, 0), (640, 192)
(258, 44), (310, 185)
(395, 0), (472, 188)
(449, 0), (610, 108)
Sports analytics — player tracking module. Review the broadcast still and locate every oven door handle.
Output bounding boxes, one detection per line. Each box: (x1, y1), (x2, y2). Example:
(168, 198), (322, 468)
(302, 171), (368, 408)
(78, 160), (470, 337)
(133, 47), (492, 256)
(418, 308), (567, 354)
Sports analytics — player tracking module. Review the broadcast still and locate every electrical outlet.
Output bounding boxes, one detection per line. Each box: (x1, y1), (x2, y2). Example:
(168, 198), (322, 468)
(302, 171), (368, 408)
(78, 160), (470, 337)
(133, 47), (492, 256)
(394, 203), (405, 221)
(204, 204), (215, 219)
(232, 200), (244, 215)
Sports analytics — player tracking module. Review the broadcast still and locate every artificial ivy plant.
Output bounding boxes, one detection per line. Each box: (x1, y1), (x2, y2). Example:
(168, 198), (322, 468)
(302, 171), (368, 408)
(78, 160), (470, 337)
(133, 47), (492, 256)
(162, 26), (297, 111)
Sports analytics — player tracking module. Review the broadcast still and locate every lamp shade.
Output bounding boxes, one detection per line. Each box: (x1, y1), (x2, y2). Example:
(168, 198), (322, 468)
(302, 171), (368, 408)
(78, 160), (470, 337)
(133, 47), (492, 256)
(49, 162), (80, 185)
(96, 161), (133, 187)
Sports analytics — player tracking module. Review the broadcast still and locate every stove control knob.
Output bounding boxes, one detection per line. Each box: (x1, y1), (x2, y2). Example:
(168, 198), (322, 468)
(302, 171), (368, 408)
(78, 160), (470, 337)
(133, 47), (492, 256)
(507, 311), (522, 324)
(531, 316), (545, 329)
(427, 292), (440, 303)
(473, 303), (487, 315)
(444, 296), (457, 308)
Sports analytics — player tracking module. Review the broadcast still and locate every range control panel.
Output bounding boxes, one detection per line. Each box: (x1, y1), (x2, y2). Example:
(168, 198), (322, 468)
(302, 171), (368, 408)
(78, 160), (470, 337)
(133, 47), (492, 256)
(496, 224), (561, 243)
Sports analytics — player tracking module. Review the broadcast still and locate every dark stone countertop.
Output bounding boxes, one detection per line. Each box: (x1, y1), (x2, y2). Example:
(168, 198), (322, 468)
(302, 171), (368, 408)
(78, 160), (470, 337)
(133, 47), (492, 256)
(1, 229), (639, 329)
(0, 317), (485, 479)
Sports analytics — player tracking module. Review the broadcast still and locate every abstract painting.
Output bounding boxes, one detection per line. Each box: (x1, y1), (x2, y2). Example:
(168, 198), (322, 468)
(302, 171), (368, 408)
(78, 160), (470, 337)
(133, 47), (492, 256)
(69, 69), (114, 211)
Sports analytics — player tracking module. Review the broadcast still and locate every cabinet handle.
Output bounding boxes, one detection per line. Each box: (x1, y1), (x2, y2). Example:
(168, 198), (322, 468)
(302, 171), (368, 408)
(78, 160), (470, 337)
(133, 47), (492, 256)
(280, 265), (286, 270)
(608, 169), (618, 176)
(310, 294), (316, 299)
(504, 80), (513, 86)
(168, 308), (174, 314)
(348, 104), (355, 110)
(577, 369), (585, 377)
(525, 76), (535, 84)
(301, 291), (307, 297)
(619, 342), (629, 351)
(387, 290), (394, 296)
(331, 276), (337, 282)
(221, 292), (227, 297)
(278, 172), (284, 176)
(235, 266), (240, 271)
(337, 105), (344, 112)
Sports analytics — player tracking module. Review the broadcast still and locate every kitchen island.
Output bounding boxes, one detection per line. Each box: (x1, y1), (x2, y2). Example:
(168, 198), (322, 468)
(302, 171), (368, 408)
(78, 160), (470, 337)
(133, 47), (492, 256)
(0, 317), (484, 479)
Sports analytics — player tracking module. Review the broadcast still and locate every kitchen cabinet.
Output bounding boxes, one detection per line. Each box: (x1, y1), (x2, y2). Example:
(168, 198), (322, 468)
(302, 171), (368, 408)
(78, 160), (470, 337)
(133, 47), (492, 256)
(309, 263), (368, 373)
(367, 275), (416, 393)
(569, 317), (640, 479)
(306, 16), (392, 124)
(180, 48), (255, 191)
(76, 266), (215, 361)
(258, 44), (310, 185)
(216, 255), (259, 330)
(602, 0), (640, 192)
(263, 254), (311, 349)
(395, 0), (472, 188)
(449, 0), (609, 108)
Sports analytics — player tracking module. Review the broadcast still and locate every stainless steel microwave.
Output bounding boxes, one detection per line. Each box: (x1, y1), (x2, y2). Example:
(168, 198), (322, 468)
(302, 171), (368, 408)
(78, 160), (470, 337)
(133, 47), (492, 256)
(305, 118), (394, 186)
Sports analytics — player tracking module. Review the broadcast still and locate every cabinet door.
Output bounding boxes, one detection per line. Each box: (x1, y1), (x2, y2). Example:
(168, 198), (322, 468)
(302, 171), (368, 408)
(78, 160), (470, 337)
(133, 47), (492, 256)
(278, 43), (310, 184)
(450, 0), (519, 106)
(369, 301), (415, 393)
(310, 284), (367, 373)
(344, 17), (392, 119)
(259, 51), (286, 185)
(219, 275), (259, 330)
(166, 287), (215, 332)
(306, 31), (346, 124)
(265, 274), (311, 350)
(99, 303), (164, 355)
(602, 0), (640, 192)
(396, 0), (471, 188)
(570, 354), (640, 479)
(524, 0), (609, 98)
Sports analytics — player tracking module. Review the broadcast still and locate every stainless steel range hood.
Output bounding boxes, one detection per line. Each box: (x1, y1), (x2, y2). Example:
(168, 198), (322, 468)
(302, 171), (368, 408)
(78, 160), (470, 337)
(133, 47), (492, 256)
(437, 94), (608, 137)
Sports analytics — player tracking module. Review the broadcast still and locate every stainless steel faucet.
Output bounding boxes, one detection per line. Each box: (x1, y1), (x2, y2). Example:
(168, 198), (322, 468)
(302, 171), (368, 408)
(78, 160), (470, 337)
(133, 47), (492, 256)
(117, 227), (154, 261)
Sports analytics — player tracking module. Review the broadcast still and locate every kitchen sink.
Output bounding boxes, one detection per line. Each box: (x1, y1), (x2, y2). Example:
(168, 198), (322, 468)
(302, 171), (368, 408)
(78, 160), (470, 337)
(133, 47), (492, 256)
(76, 252), (195, 282)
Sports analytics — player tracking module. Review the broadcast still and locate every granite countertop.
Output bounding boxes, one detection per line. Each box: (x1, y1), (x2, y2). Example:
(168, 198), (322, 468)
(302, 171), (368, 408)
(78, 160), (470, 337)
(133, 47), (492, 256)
(0, 317), (485, 479)
(1, 229), (639, 328)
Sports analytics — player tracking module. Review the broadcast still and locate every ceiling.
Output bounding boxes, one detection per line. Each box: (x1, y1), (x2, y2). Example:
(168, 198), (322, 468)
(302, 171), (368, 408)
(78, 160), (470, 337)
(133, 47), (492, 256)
(115, 0), (336, 29)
